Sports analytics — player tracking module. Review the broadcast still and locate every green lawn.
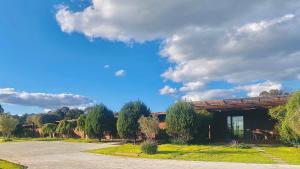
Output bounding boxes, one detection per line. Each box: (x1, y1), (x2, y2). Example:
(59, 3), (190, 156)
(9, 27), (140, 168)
(259, 145), (300, 165)
(0, 159), (26, 169)
(88, 144), (300, 164)
(0, 137), (101, 144)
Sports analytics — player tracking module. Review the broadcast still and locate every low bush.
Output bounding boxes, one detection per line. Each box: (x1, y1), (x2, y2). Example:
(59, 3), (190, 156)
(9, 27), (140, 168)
(2, 138), (13, 142)
(235, 143), (252, 149)
(141, 141), (158, 154)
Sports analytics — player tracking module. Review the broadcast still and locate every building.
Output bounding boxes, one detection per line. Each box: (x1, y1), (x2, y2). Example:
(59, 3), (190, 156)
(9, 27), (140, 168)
(154, 96), (287, 142)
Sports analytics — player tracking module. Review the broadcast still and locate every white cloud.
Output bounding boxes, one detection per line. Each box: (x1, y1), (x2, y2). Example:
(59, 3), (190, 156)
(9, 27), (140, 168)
(182, 89), (236, 101)
(115, 69), (126, 77)
(56, 0), (300, 100)
(0, 88), (93, 109)
(180, 81), (204, 92)
(160, 85), (177, 95)
(104, 64), (110, 69)
(237, 81), (282, 97)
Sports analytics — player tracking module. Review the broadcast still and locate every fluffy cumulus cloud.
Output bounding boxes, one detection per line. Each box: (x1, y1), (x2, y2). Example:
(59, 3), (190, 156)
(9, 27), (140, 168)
(0, 88), (93, 109)
(237, 81), (282, 97)
(160, 85), (177, 95)
(56, 0), (300, 100)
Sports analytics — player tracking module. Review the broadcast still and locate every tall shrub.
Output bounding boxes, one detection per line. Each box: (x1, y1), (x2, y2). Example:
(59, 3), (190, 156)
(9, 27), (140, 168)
(0, 114), (18, 138)
(41, 123), (57, 138)
(138, 115), (159, 140)
(85, 104), (114, 140)
(165, 101), (199, 144)
(269, 91), (300, 143)
(117, 101), (150, 141)
(56, 120), (76, 138)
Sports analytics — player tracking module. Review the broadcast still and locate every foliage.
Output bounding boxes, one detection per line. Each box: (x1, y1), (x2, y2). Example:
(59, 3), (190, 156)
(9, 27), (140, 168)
(235, 143), (252, 149)
(269, 90), (300, 143)
(41, 123), (57, 137)
(56, 120), (76, 138)
(0, 114), (18, 138)
(286, 90), (300, 113)
(77, 114), (86, 131)
(269, 105), (287, 122)
(26, 115), (42, 127)
(40, 114), (60, 124)
(65, 108), (84, 120)
(0, 104), (4, 114)
(49, 107), (84, 120)
(141, 140), (158, 154)
(117, 101), (151, 140)
(85, 104), (114, 140)
(259, 89), (287, 97)
(157, 129), (170, 143)
(288, 109), (300, 136)
(51, 107), (69, 120)
(138, 115), (159, 140)
(165, 101), (199, 144)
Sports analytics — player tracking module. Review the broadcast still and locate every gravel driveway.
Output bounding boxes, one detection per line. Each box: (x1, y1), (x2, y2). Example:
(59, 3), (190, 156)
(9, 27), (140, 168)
(0, 141), (299, 169)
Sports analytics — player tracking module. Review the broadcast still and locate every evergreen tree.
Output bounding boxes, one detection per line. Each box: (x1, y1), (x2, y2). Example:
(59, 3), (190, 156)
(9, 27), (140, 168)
(117, 101), (150, 141)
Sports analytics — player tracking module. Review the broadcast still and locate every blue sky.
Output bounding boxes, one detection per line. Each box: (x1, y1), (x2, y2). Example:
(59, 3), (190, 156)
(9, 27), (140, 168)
(1, 0), (300, 115)
(0, 0), (174, 114)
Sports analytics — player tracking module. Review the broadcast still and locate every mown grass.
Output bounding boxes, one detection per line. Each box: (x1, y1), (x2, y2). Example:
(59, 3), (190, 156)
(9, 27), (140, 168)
(0, 137), (101, 144)
(0, 159), (26, 169)
(88, 144), (275, 164)
(259, 145), (300, 165)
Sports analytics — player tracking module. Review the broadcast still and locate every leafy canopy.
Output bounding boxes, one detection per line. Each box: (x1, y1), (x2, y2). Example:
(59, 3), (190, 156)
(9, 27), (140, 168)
(85, 104), (114, 140)
(0, 114), (18, 138)
(117, 101), (151, 140)
(165, 101), (199, 144)
(138, 115), (159, 140)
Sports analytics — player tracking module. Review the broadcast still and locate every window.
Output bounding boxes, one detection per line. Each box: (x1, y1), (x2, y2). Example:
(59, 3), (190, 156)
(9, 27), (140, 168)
(227, 116), (244, 139)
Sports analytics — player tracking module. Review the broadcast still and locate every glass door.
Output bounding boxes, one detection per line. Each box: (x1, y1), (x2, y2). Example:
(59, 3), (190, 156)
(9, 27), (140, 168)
(227, 116), (244, 139)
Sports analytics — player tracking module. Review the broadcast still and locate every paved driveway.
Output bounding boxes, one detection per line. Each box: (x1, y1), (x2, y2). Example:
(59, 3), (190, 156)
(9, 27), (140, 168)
(0, 141), (300, 169)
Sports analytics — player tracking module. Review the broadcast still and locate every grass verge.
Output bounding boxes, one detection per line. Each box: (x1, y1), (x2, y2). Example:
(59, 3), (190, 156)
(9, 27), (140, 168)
(0, 159), (26, 169)
(88, 144), (278, 164)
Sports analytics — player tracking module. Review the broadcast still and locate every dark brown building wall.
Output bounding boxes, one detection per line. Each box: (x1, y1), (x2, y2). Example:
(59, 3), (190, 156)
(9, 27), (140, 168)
(211, 108), (276, 140)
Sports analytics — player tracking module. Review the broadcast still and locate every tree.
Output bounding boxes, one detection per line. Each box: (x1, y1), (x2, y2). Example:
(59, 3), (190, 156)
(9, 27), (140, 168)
(269, 90), (300, 143)
(41, 123), (57, 138)
(56, 120), (76, 138)
(138, 115), (159, 140)
(51, 107), (70, 120)
(65, 108), (84, 120)
(0, 104), (4, 114)
(77, 114), (86, 131)
(165, 101), (199, 144)
(77, 114), (87, 138)
(85, 104), (114, 140)
(26, 115), (42, 127)
(40, 114), (60, 124)
(0, 114), (18, 138)
(259, 89), (287, 97)
(117, 101), (151, 141)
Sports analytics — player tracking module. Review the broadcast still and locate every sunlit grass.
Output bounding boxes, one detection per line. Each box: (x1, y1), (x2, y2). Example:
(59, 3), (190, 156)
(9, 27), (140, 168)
(88, 144), (275, 164)
(0, 159), (26, 169)
(259, 145), (300, 165)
